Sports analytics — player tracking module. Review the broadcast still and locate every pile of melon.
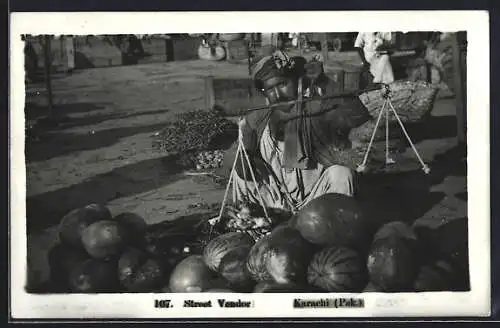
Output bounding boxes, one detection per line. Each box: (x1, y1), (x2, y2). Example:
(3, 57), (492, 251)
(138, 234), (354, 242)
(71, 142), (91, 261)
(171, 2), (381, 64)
(46, 193), (469, 294)
(47, 203), (195, 293)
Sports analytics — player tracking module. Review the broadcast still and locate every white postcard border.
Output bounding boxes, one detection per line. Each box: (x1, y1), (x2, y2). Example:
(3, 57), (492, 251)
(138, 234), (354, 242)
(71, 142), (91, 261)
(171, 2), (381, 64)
(9, 10), (491, 319)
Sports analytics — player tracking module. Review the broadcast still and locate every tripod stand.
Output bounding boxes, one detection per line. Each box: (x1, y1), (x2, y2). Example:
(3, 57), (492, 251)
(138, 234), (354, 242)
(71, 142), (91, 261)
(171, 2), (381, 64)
(356, 84), (431, 174)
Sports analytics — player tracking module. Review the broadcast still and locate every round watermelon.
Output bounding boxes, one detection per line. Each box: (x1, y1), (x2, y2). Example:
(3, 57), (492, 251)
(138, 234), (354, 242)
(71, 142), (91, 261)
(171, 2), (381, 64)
(413, 259), (459, 292)
(81, 220), (128, 259)
(68, 258), (120, 293)
(58, 203), (112, 248)
(203, 232), (255, 272)
(118, 248), (167, 292)
(295, 193), (371, 251)
(307, 246), (368, 292)
(246, 226), (314, 284)
(253, 282), (313, 293)
(367, 238), (417, 292)
(169, 255), (219, 293)
(48, 242), (90, 291)
(219, 246), (255, 292)
(113, 212), (148, 245)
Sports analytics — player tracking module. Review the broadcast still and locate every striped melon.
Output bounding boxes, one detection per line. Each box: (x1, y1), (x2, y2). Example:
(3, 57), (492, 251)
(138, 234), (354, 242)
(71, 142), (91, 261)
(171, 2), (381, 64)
(307, 246), (368, 292)
(247, 226), (314, 284)
(203, 232), (255, 272)
(295, 193), (372, 252)
(219, 246), (255, 292)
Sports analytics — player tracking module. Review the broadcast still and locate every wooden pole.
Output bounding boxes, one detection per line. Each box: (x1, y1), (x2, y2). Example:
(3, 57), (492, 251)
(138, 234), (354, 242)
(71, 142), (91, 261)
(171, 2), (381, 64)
(451, 32), (466, 144)
(43, 35), (54, 117)
(65, 36), (75, 72)
(247, 34), (253, 98)
(321, 33), (329, 61)
(204, 76), (215, 111)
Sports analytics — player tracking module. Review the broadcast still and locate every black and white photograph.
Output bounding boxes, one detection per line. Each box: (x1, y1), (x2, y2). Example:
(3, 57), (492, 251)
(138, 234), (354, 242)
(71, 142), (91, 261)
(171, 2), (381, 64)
(10, 11), (490, 319)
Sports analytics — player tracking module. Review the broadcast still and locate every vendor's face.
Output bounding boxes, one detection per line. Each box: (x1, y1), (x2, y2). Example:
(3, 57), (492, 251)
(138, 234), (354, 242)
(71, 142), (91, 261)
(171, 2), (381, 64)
(262, 79), (298, 105)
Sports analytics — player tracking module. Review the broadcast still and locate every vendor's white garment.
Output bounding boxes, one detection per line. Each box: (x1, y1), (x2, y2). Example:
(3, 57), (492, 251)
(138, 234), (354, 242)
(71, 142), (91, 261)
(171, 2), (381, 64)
(234, 124), (355, 212)
(355, 32), (395, 84)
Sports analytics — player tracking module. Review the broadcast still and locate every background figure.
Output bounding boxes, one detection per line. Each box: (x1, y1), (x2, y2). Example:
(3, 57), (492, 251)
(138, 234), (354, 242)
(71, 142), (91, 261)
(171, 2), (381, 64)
(354, 32), (395, 84)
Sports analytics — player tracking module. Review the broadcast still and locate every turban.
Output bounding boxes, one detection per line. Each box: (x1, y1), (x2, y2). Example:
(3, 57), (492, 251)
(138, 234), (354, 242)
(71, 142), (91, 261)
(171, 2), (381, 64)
(250, 46), (306, 91)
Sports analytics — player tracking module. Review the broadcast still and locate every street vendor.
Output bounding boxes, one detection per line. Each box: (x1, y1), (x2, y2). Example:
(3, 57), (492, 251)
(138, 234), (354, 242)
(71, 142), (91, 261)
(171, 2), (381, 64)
(354, 32), (395, 84)
(232, 46), (371, 213)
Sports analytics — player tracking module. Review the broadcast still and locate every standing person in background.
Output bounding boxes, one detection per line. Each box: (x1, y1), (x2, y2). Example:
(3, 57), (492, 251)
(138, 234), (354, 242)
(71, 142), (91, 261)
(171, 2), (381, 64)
(354, 32), (395, 84)
(64, 35), (75, 73)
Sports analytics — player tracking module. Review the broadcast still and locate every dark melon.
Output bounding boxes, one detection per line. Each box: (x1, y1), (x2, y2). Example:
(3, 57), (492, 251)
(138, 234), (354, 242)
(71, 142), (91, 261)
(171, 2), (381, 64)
(373, 221), (418, 244)
(159, 285), (172, 293)
(295, 193), (371, 251)
(219, 246), (255, 292)
(58, 203), (112, 248)
(246, 226), (314, 284)
(367, 238), (417, 292)
(414, 259), (460, 292)
(118, 248), (167, 292)
(307, 246), (368, 292)
(81, 220), (128, 259)
(414, 218), (469, 275)
(169, 255), (220, 293)
(435, 219), (469, 271)
(287, 215), (299, 229)
(144, 235), (189, 269)
(203, 232), (255, 272)
(253, 282), (313, 293)
(48, 242), (90, 291)
(363, 281), (382, 292)
(204, 288), (235, 293)
(112, 212), (148, 246)
(68, 258), (120, 293)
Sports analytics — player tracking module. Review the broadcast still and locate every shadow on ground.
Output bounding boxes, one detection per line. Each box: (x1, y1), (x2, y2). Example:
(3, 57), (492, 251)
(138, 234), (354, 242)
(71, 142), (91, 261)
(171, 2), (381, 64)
(357, 143), (467, 230)
(25, 102), (110, 122)
(26, 122), (169, 162)
(26, 154), (185, 233)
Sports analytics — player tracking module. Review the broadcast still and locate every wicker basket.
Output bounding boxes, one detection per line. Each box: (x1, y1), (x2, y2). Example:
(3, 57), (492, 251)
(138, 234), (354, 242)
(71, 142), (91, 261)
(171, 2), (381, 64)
(358, 80), (439, 123)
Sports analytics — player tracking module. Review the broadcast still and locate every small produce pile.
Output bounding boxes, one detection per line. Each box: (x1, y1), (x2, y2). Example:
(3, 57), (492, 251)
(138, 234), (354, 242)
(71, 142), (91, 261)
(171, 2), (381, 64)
(152, 109), (236, 170)
(177, 150), (225, 171)
(217, 203), (277, 241)
(44, 195), (469, 294)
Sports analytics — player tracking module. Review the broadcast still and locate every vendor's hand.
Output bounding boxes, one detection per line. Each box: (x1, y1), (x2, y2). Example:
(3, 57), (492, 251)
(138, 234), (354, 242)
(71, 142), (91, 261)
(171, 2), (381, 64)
(208, 216), (220, 226)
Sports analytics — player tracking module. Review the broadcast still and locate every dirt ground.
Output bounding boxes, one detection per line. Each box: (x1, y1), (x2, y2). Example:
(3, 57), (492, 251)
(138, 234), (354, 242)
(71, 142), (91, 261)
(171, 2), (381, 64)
(23, 58), (467, 289)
